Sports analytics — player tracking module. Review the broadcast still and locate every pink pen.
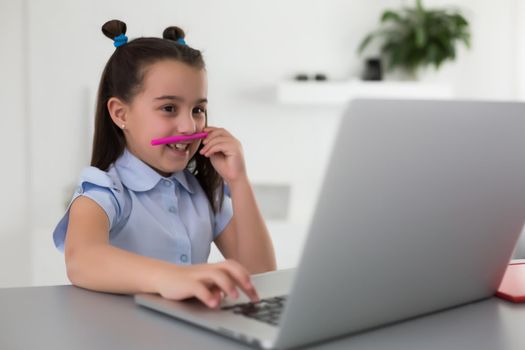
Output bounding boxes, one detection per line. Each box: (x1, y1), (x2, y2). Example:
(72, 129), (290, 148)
(151, 132), (208, 146)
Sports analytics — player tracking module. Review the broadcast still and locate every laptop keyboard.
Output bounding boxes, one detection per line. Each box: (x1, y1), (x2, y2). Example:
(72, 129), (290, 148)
(221, 295), (287, 326)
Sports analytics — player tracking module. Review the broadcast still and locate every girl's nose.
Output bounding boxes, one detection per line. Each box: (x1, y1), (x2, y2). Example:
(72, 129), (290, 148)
(175, 111), (196, 134)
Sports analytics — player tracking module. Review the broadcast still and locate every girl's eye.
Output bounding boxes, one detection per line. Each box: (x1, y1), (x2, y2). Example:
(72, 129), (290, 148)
(193, 107), (207, 115)
(162, 105), (177, 113)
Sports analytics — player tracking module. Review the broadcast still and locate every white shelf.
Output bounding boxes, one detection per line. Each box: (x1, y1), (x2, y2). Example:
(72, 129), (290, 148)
(277, 80), (453, 105)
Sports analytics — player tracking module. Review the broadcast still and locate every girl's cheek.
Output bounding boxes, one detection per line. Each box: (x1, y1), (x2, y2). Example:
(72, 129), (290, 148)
(199, 121), (205, 130)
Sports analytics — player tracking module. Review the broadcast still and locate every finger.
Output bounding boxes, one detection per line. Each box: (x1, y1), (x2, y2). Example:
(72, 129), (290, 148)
(203, 128), (233, 142)
(193, 283), (221, 309)
(219, 260), (259, 302)
(204, 269), (240, 300)
(209, 286), (223, 304)
(202, 142), (239, 159)
(201, 139), (242, 156)
(200, 136), (231, 152)
(204, 127), (230, 136)
(200, 139), (236, 156)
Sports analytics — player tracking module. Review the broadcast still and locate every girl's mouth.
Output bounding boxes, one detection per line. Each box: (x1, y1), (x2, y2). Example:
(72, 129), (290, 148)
(167, 143), (190, 151)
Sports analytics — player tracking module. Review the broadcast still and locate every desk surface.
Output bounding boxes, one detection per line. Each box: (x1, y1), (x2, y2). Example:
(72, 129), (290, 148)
(2, 285), (525, 350)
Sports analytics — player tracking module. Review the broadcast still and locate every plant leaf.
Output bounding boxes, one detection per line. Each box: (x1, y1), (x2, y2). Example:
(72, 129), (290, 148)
(415, 26), (426, 48)
(357, 32), (375, 54)
(381, 10), (402, 23)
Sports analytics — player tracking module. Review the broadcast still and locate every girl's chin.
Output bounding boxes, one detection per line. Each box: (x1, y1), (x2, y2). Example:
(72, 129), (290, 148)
(149, 148), (198, 176)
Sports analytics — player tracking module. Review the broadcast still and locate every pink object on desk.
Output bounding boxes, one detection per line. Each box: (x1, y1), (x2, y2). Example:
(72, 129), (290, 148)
(151, 132), (208, 146)
(496, 261), (525, 302)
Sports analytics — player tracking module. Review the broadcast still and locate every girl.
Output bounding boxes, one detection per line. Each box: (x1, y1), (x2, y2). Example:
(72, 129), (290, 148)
(53, 20), (276, 308)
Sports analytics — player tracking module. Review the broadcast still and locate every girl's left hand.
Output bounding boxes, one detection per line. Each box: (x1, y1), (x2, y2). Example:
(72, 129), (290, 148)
(200, 127), (247, 184)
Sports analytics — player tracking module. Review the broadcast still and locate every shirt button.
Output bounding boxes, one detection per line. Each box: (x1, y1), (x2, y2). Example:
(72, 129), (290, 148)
(168, 206), (176, 213)
(163, 179), (172, 186)
(181, 254), (188, 263)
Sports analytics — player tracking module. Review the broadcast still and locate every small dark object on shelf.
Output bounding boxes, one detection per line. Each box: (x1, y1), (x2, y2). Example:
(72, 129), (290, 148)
(294, 74), (309, 81)
(314, 73), (327, 81)
(362, 58), (382, 81)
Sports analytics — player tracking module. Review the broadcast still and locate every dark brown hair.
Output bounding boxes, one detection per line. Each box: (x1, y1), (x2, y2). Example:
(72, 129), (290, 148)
(92, 19), (224, 212)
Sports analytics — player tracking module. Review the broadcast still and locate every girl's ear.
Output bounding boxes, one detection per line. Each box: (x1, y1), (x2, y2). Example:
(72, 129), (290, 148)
(107, 97), (129, 129)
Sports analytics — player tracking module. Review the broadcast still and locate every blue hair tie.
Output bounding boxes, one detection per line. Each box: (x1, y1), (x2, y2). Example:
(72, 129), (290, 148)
(177, 38), (186, 46)
(113, 34), (128, 48)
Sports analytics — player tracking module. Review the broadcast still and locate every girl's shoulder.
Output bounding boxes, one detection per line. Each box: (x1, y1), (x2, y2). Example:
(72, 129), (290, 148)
(78, 165), (124, 194)
(76, 165), (129, 220)
(53, 166), (129, 252)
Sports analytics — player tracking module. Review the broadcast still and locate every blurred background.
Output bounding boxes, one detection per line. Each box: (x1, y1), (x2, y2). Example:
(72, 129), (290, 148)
(1, 0), (525, 288)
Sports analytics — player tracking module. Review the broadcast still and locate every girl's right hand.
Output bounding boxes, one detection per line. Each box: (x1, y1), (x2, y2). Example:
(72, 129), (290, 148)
(154, 259), (259, 308)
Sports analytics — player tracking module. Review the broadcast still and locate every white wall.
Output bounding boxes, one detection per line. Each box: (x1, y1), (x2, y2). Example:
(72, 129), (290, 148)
(1, 0), (524, 286)
(0, 1), (32, 287)
(515, 0), (525, 99)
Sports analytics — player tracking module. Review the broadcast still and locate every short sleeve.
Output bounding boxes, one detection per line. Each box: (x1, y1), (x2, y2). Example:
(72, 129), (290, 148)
(52, 166), (123, 252)
(213, 189), (233, 238)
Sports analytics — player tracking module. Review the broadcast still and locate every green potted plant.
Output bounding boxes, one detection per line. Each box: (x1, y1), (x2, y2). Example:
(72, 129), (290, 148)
(358, 0), (471, 79)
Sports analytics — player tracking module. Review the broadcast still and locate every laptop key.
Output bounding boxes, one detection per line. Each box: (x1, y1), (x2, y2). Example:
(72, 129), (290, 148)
(221, 295), (287, 326)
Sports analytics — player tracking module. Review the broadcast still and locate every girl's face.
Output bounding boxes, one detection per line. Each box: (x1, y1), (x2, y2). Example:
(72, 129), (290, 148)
(121, 60), (207, 176)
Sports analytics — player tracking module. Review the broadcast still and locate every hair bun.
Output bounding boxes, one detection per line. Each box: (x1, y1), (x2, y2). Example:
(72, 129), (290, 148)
(163, 26), (185, 41)
(102, 20), (127, 40)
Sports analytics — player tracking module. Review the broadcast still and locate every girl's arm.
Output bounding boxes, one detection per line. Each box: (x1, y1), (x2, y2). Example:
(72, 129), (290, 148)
(201, 127), (277, 273)
(65, 196), (258, 308)
(214, 178), (277, 274)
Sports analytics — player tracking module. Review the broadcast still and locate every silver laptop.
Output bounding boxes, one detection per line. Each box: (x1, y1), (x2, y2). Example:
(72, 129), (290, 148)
(135, 99), (525, 349)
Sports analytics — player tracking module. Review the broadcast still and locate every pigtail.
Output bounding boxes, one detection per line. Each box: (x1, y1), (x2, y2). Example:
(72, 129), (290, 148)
(163, 26), (188, 46)
(163, 26), (185, 41)
(102, 20), (127, 40)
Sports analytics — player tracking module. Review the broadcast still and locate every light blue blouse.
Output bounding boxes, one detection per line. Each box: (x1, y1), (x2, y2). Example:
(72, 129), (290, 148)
(53, 149), (233, 265)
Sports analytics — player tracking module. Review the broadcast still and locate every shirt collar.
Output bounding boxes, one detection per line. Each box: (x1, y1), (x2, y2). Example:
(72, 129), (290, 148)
(115, 149), (194, 193)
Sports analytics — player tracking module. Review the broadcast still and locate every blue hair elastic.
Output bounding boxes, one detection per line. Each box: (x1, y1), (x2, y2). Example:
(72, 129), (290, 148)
(177, 38), (186, 46)
(113, 34), (128, 48)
